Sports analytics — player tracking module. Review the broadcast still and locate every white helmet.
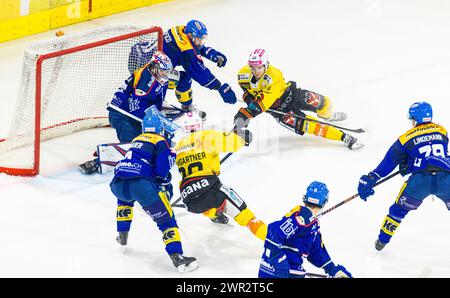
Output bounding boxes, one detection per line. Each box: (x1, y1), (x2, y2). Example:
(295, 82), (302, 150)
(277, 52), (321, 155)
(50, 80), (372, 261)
(248, 49), (269, 68)
(181, 112), (203, 133)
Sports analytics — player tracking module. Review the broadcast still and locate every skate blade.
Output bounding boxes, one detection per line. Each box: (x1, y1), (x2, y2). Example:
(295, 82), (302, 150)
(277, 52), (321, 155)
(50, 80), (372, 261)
(177, 261), (199, 273)
(350, 143), (364, 150)
(119, 245), (127, 254)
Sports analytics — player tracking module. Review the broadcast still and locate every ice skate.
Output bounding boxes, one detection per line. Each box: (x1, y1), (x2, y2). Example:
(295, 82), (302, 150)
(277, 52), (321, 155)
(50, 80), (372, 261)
(375, 239), (387, 251)
(342, 134), (364, 150)
(169, 253), (199, 273)
(116, 231), (128, 253)
(183, 104), (206, 121)
(210, 212), (229, 224)
(325, 112), (347, 122)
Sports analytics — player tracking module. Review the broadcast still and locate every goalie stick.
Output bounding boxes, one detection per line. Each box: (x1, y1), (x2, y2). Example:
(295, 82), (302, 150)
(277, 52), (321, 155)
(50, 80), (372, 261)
(267, 108), (365, 133)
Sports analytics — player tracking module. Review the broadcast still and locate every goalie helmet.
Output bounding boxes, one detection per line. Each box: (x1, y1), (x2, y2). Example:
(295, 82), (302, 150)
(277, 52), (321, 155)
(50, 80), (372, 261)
(180, 112), (203, 133)
(303, 181), (329, 208)
(148, 51), (173, 85)
(408, 101), (433, 124)
(248, 48), (269, 68)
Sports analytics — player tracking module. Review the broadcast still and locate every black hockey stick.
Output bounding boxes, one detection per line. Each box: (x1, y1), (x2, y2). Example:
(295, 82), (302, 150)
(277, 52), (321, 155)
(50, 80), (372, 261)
(267, 108), (365, 133)
(170, 152), (235, 208)
(316, 170), (400, 218)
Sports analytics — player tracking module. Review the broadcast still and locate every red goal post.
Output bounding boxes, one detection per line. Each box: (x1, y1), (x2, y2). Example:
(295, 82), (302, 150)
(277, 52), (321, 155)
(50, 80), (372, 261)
(0, 24), (163, 176)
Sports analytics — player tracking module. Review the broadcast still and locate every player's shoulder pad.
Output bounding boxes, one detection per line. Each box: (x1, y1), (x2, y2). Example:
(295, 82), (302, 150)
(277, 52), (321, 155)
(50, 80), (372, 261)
(294, 206), (315, 227)
(170, 26), (194, 52)
(238, 65), (252, 82)
(133, 133), (168, 146)
(399, 122), (448, 145)
(265, 65), (284, 83)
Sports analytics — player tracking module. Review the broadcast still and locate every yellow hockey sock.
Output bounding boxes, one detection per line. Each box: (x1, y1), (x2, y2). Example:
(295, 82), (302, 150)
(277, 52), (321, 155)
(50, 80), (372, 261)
(175, 89), (193, 104)
(234, 208), (267, 241)
(302, 115), (344, 141)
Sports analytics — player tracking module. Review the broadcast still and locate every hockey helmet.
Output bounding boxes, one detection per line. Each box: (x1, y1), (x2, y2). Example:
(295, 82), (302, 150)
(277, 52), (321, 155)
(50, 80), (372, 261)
(185, 20), (208, 45)
(180, 111), (203, 133)
(149, 51), (173, 84)
(142, 106), (180, 138)
(303, 181), (329, 208)
(142, 106), (164, 134)
(248, 49), (269, 68)
(408, 101), (433, 124)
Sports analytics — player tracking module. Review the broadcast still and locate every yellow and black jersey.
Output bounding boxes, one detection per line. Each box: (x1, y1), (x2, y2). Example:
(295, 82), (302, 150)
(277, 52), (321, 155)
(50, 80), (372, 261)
(237, 65), (290, 112)
(174, 130), (245, 180)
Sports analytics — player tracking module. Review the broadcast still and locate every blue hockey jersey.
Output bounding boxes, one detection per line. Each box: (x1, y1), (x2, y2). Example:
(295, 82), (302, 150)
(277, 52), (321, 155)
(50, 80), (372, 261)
(260, 205), (333, 276)
(163, 25), (221, 89)
(108, 64), (168, 120)
(373, 122), (450, 177)
(112, 133), (175, 181)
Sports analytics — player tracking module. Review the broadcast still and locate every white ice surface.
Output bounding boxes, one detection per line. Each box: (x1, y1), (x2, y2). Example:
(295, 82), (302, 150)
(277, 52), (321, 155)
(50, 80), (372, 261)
(0, 0), (449, 277)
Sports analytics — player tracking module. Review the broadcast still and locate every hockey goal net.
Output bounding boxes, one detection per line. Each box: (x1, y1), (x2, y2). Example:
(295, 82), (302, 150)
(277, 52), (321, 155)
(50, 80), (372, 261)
(0, 24), (163, 176)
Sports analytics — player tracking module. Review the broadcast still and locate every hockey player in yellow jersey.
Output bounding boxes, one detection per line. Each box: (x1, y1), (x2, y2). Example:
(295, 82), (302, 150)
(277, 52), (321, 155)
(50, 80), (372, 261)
(233, 49), (363, 150)
(174, 112), (267, 241)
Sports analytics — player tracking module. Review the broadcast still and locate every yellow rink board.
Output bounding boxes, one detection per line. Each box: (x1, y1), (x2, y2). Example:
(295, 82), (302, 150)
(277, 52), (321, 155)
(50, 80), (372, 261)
(0, 0), (172, 43)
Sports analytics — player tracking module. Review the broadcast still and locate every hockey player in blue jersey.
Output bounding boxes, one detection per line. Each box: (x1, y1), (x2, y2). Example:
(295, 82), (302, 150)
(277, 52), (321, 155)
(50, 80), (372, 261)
(79, 51), (176, 175)
(358, 101), (450, 251)
(258, 181), (352, 278)
(130, 20), (237, 118)
(109, 106), (198, 273)
(163, 19), (237, 111)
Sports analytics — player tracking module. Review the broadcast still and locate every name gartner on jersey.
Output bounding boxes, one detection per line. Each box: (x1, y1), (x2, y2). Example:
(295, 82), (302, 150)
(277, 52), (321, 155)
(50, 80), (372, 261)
(180, 178), (210, 200)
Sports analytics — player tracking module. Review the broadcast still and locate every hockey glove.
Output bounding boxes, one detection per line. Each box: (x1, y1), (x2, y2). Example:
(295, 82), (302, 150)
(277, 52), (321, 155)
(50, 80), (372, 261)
(398, 161), (410, 177)
(157, 173), (173, 200)
(325, 264), (352, 278)
(203, 47), (227, 67)
(218, 83), (237, 104)
(233, 108), (252, 129)
(358, 171), (381, 201)
(234, 128), (253, 146)
(242, 92), (256, 105)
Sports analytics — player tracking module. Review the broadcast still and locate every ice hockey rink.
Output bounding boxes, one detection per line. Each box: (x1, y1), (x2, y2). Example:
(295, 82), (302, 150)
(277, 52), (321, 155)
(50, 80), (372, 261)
(1, 0), (449, 277)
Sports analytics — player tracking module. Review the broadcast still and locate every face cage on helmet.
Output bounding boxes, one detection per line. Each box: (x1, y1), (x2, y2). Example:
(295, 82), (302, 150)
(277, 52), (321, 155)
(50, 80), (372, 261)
(150, 64), (170, 84)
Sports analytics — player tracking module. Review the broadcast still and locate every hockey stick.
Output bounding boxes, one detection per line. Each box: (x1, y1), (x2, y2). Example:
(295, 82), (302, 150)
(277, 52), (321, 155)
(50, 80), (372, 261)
(316, 170), (401, 218)
(289, 270), (331, 278)
(267, 108), (365, 133)
(170, 152), (234, 208)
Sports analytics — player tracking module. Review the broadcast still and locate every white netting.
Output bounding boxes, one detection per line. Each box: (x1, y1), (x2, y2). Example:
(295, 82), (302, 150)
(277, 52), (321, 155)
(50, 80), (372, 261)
(0, 24), (160, 173)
